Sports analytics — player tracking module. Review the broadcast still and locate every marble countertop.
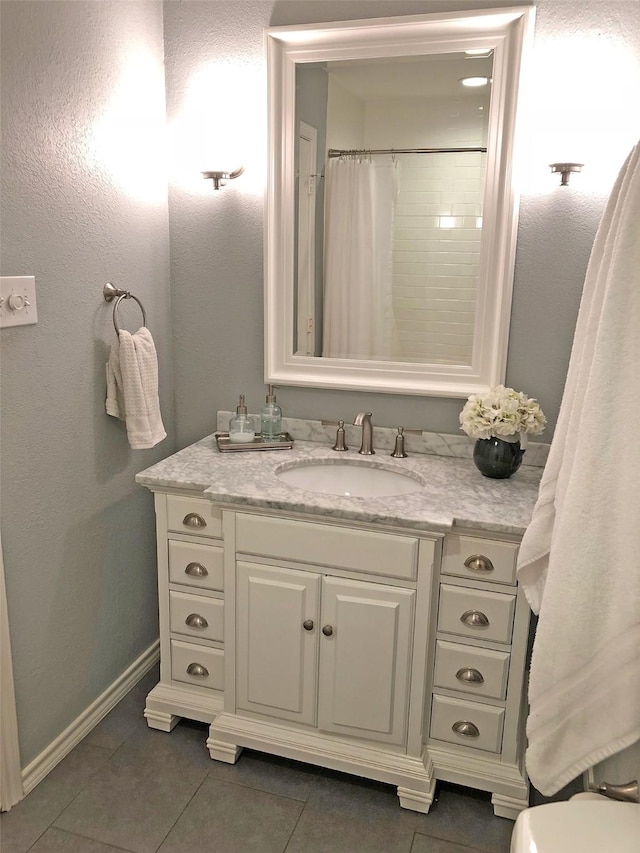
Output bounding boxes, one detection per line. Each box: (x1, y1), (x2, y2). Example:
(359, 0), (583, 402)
(136, 433), (542, 537)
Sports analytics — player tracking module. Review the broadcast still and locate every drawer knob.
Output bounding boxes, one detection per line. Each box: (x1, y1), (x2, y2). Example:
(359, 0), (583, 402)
(185, 613), (208, 630)
(464, 554), (494, 573)
(452, 720), (480, 738)
(185, 561), (208, 578)
(456, 667), (485, 685)
(182, 513), (206, 529)
(460, 609), (490, 628)
(186, 663), (209, 678)
(322, 625), (334, 637)
(303, 620), (314, 631)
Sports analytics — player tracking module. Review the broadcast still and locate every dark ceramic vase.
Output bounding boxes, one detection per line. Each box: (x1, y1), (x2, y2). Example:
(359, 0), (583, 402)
(473, 436), (525, 479)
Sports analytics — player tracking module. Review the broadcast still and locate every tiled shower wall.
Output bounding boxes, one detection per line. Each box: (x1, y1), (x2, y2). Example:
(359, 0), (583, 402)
(392, 150), (485, 364)
(365, 96), (487, 364)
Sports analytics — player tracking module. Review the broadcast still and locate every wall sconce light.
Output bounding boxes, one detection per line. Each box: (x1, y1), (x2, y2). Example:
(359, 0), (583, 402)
(202, 166), (244, 190)
(550, 162), (583, 186)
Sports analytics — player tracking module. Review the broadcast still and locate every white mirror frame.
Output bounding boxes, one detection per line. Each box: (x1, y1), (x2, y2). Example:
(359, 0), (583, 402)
(265, 6), (535, 398)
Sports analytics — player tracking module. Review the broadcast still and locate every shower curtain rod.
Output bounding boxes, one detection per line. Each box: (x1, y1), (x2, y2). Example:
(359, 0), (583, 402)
(327, 146), (487, 158)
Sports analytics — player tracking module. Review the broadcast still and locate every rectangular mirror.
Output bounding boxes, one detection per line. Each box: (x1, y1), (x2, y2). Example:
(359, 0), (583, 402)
(265, 7), (535, 397)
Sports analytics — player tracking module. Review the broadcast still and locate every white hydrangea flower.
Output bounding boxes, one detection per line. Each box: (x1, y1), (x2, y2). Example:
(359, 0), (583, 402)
(459, 385), (547, 439)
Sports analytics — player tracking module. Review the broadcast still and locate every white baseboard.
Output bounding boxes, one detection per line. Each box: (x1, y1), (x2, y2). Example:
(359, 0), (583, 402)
(22, 640), (160, 795)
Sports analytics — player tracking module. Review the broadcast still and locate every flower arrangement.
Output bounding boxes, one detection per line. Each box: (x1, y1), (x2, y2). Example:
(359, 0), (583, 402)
(459, 385), (547, 440)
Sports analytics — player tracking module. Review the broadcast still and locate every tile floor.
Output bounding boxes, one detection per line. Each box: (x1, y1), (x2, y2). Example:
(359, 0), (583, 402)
(2, 666), (543, 853)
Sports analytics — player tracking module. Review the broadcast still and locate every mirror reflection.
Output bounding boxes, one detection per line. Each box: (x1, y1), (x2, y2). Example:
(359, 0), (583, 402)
(295, 52), (493, 366)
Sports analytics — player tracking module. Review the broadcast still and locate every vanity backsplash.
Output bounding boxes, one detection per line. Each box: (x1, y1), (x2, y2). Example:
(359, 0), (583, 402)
(217, 412), (550, 468)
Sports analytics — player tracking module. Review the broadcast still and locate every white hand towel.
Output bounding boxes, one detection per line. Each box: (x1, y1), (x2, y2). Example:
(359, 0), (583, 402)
(106, 327), (167, 450)
(516, 140), (640, 795)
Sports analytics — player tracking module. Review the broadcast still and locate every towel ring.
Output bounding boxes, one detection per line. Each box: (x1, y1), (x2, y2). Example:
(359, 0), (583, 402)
(103, 282), (147, 334)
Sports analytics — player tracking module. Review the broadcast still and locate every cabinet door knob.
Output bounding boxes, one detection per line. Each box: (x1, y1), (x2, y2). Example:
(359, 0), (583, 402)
(303, 620), (314, 631)
(322, 625), (334, 637)
(182, 512), (206, 529)
(185, 561), (208, 578)
(456, 667), (485, 684)
(464, 554), (494, 573)
(186, 663), (209, 678)
(460, 609), (490, 628)
(452, 720), (480, 737)
(185, 613), (208, 630)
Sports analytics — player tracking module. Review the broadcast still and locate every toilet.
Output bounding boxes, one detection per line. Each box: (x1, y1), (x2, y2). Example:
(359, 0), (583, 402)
(510, 792), (640, 852)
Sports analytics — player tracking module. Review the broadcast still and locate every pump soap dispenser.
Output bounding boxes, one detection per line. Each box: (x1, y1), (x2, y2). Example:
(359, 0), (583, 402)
(228, 395), (255, 443)
(260, 385), (282, 441)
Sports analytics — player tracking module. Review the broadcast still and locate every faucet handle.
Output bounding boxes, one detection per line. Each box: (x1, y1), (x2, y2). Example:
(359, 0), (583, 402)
(390, 427), (422, 458)
(332, 420), (348, 451)
(391, 427), (408, 458)
(321, 419), (348, 451)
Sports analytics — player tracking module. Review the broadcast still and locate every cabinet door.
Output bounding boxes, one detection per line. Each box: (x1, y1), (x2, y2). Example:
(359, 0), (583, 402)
(318, 577), (415, 746)
(236, 562), (320, 725)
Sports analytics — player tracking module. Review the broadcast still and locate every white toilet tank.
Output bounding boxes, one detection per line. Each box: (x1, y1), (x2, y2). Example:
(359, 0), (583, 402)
(510, 799), (640, 853)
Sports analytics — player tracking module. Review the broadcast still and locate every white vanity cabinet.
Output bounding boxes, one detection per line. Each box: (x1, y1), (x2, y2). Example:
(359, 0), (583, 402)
(142, 485), (531, 818)
(235, 562), (414, 745)
(144, 493), (226, 731)
(207, 510), (439, 813)
(426, 533), (531, 818)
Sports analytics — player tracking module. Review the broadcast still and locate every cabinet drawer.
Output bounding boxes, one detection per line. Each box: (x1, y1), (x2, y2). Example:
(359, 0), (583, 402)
(235, 513), (418, 580)
(430, 695), (504, 753)
(438, 585), (515, 644)
(442, 535), (518, 585)
(434, 640), (510, 700)
(169, 540), (224, 591)
(171, 640), (224, 691)
(166, 496), (222, 539)
(169, 591), (224, 642)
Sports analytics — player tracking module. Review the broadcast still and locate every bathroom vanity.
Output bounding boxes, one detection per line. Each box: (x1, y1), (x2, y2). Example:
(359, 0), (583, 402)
(136, 428), (541, 818)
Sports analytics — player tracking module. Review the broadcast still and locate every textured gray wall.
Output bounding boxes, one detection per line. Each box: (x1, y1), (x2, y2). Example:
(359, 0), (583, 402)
(0, 1), (175, 766)
(165, 0), (640, 448)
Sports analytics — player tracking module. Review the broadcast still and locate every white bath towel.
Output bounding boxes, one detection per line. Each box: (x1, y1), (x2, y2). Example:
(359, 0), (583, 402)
(516, 141), (640, 795)
(106, 327), (166, 450)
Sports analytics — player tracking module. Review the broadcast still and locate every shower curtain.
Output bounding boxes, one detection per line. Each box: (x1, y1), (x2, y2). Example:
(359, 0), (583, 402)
(322, 156), (399, 360)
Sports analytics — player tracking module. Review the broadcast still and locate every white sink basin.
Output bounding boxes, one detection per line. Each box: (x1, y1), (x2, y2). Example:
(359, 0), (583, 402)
(276, 461), (423, 498)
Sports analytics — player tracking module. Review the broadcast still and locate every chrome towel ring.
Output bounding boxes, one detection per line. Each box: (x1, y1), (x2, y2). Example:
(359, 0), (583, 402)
(103, 282), (147, 334)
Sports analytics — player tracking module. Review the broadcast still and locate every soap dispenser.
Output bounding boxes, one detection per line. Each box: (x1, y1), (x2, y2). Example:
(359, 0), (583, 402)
(260, 385), (283, 441)
(228, 395), (255, 443)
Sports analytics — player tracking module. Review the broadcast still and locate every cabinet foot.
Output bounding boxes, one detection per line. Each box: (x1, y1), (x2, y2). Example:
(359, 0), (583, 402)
(207, 736), (243, 764)
(144, 707), (180, 732)
(398, 781), (436, 814)
(491, 790), (530, 820)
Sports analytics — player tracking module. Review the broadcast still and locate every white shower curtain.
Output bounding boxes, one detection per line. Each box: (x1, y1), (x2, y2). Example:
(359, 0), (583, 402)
(322, 156), (399, 360)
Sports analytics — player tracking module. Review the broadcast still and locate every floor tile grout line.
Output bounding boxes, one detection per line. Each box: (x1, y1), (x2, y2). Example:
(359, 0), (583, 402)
(412, 829), (501, 853)
(203, 763), (320, 805)
(282, 796), (311, 853)
(29, 825), (140, 853)
(412, 824), (511, 853)
(21, 741), (116, 852)
(151, 772), (211, 852)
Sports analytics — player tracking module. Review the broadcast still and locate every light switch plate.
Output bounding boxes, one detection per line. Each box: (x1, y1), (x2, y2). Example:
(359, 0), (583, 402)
(0, 276), (38, 327)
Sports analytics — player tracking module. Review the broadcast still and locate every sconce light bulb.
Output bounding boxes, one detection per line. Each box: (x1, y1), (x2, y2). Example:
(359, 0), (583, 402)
(460, 76), (491, 87)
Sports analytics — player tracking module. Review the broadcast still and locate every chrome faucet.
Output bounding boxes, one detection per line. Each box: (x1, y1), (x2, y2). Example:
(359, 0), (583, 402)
(353, 412), (374, 455)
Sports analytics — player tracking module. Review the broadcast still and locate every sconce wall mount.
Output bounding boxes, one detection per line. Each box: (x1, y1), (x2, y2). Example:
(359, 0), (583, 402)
(550, 162), (583, 186)
(202, 166), (244, 190)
